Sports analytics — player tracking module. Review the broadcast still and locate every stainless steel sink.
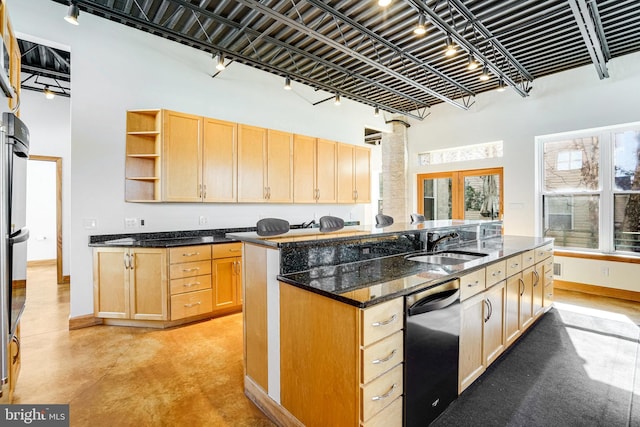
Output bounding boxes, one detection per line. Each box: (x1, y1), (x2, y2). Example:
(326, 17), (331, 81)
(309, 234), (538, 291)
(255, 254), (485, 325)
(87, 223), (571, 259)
(405, 251), (488, 266)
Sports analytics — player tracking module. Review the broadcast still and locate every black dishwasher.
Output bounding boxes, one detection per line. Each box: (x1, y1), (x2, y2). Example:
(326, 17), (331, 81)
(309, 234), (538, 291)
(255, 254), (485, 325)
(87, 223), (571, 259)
(404, 280), (460, 426)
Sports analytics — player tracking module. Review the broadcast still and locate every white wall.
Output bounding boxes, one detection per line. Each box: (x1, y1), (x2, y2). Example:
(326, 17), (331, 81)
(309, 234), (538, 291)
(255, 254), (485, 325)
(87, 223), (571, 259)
(406, 51), (640, 293)
(20, 89), (71, 272)
(9, 0), (388, 317)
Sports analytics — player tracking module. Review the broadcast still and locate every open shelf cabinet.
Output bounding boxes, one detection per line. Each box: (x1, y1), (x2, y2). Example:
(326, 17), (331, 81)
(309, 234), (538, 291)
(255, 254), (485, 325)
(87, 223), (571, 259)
(125, 110), (162, 201)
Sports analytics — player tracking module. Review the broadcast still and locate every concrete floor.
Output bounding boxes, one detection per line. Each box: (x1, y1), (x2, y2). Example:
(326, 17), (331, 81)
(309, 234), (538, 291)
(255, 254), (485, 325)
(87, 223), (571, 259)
(13, 264), (640, 426)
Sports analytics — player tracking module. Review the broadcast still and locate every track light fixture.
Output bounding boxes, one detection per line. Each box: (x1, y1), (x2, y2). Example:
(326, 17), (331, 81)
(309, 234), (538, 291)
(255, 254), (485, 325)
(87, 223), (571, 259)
(43, 86), (55, 99)
(414, 15), (427, 35)
(378, 0), (392, 6)
(466, 54), (479, 71)
(64, 1), (80, 25)
(444, 35), (456, 57)
(374, 106), (380, 117)
(496, 78), (506, 92)
(284, 76), (292, 90)
(216, 53), (226, 71)
(334, 93), (341, 106)
(479, 65), (490, 81)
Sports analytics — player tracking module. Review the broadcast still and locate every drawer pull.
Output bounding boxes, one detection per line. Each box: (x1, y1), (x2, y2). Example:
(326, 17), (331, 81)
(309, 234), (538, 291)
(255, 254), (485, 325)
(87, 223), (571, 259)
(371, 383), (397, 401)
(182, 267), (200, 272)
(510, 263), (519, 268)
(229, 249), (242, 252)
(467, 280), (480, 288)
(371, 314), (397, 327)
(491, 270), (502, 277)
(184, 302), (202, 308)
(182, 252), (200, 257)
(372, 349), (397, 365)
(183, 282), (200, 288)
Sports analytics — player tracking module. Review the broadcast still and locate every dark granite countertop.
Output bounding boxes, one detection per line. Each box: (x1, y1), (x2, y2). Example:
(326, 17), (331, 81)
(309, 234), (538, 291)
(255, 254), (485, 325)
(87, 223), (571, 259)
(88, 228), (246, 248)
(277, 235), (553, 308)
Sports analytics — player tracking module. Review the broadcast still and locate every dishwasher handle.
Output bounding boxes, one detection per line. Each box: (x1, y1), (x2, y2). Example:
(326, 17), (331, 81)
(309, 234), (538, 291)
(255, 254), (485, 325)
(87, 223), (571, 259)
(408, 289), (460, 316)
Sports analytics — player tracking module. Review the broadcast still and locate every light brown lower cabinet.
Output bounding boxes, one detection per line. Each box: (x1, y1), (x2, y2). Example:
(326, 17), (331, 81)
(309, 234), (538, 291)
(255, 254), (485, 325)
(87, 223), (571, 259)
(212, 243), (243, 311)
(93, 247), (168, 321)
(459, 280), (506, 393)
(280, 283), (403, 427)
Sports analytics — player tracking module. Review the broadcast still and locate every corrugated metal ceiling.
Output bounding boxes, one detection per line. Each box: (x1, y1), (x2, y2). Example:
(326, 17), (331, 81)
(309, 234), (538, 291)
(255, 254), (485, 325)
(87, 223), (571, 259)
(40, 0), (640, 118)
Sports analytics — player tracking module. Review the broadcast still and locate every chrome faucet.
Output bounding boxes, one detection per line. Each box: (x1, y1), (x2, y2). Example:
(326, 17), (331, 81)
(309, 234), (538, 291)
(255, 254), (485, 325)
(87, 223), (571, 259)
(427, 231), (460, 252)
(301, 219), (316, 228)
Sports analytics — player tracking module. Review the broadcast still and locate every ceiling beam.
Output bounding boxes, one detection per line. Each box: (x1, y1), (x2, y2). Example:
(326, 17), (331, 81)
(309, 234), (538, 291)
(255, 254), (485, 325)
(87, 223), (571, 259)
(233, 0), (471, 110)
(568, 0), (610, 79)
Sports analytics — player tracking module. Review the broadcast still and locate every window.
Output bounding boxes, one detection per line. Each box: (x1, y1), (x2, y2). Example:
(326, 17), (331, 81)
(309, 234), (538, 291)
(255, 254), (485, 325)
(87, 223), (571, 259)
(418, 141), (503, 166)
(538, 123), (640, 254)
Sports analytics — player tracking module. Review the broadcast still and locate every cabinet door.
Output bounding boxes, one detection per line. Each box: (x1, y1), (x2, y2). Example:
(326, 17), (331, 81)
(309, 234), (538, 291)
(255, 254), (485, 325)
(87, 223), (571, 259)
(337, 143), (355, 203)
(459, 293), (485, 393)
(533, 262), (545, 316)
(163, 110), (202, 201)
(483, 281), (505, 366)
(504, 274), (521, 346)
(354, 146), (371, 203)
(93, 248), (129, 319)
(130, 248), (168, 321)
(202, 118), (237, 202)
(212, 257), (238, 310)
(316, 139), (337, 203)
(235, 257), (243, 306)
(238, 124), (267, 202)
(520, 266), (535, 329)
(293, 134), (317, 203)
(266, 129), (293, 203)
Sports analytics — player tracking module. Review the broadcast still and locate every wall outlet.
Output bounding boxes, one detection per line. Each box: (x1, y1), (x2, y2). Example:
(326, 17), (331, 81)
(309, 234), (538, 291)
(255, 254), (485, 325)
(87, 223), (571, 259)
(601, 267), (609, 277)
(124, 218), (137, 229)
(83, 218), (97, 230)
(199, 216), (208, 225)
(139, 218), (145, 227)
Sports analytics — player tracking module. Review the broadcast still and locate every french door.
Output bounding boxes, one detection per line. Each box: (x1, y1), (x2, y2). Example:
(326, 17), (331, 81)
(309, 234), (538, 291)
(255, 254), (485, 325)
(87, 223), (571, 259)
(417, 168), (503, 220)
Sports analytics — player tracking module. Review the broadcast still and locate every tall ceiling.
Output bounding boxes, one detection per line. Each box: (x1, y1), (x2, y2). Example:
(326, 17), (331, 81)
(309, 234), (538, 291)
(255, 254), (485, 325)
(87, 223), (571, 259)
(39, 0), (640, 118)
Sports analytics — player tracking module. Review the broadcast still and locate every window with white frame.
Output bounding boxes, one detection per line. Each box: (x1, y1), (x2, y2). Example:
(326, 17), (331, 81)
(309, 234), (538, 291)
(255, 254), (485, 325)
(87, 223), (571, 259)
(538, 123), (640, 254)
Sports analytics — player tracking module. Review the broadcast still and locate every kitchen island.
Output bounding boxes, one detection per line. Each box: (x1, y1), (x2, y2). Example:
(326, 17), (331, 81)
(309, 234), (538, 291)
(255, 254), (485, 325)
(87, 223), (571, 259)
(228, 221), (554, 427)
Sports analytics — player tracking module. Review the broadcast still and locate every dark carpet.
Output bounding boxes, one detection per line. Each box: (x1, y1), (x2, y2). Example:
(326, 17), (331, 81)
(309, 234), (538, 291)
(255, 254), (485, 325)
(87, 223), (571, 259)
(432, 306), (640, 427)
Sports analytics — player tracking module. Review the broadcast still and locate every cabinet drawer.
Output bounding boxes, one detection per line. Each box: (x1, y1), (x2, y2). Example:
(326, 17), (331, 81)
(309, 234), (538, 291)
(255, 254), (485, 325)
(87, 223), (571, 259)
(361, 396), (402, 427)
(459, 268), (486, 300)
(485, 260), (506, 287)
(361, 330), (403, 384)
(543, 257), (554, 273)
(534, 243), (553, 263)
(361, 364), (403, 422)
(170, 274), (212, 295)
(169, 245), (211, 264)
(505, 254), (522, 278)
(170, 260), (211, 279)
(212, 242), (243, 258)
(521, 250), (535, 269)
(171, 289), (213, 320)
(361, 298), (403, 347)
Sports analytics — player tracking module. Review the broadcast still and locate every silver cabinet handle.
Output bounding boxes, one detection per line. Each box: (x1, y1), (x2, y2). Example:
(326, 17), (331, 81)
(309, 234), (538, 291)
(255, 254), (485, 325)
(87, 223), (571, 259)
(519, 277), (525, 296)
(183, 282), (200, 288)
(203, 184), (207, 198)
(492, 270), (502, 276)
(229, 249), (242, 252)
(182, 252), (200, 257)
(184, 302), (202, 308)
(484, 299), (493, 322)
(467, 280), (480, 288)
(124, 253), (129, 269)
(182, 267), (200, 272)
(372, 349), (397, 365)
(533, 269), (540, 287)
(511, 263), (519, 268)
(371, 314), (397, 327)
(371, 383), (397, 401)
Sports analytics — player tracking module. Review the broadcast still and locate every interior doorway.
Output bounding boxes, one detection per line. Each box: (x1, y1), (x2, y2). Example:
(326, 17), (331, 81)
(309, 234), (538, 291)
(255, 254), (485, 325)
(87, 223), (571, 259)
(417, 167), (504, 221)
(27, 155), (67, 284)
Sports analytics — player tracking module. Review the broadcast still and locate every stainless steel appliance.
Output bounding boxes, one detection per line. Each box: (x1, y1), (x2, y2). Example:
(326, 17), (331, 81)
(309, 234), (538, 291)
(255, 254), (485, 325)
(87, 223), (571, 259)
(404, 279), (460, 426)
(0, 110), (28, 396)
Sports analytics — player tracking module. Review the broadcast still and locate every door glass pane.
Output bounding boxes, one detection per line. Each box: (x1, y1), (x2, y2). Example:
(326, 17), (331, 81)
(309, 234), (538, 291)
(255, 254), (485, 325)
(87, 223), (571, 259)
(614, 194), (640, 253)
(463, 174), (500, 220)
(422, 178), (451, 220)
(543, 195), (599, 249)
(613, 130), (640, 191)
(543, 137), (599, 191)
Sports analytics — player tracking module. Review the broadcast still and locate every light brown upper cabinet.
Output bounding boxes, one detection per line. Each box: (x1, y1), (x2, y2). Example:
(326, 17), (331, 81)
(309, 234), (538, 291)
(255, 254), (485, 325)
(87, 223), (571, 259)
(125, 109), (162, 202)
(163, 110), (203, 202)
(238, 125), (293, 203)
(293, 135), (337, 203)
(337, 143), (371, 204)
(202, 118), (237, 202)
